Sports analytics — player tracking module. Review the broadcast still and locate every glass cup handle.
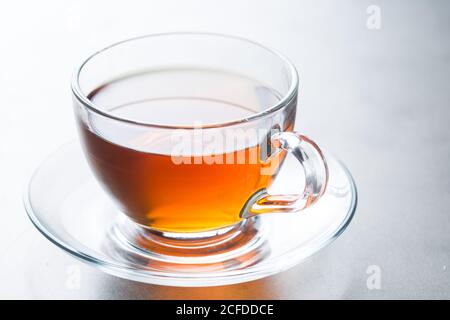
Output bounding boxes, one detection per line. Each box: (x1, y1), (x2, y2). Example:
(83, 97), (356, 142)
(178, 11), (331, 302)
(240, 132), (329, 219)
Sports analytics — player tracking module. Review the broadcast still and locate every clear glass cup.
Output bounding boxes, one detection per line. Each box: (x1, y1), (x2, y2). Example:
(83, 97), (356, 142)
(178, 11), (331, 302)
(71, 33), (328, 238)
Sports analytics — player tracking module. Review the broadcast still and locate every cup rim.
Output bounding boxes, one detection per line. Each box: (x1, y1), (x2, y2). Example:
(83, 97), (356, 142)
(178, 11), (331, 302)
(71, 32), (299, 129)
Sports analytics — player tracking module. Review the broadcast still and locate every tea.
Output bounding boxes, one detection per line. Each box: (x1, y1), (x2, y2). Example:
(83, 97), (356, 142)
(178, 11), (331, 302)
(78, 69), (292, 232)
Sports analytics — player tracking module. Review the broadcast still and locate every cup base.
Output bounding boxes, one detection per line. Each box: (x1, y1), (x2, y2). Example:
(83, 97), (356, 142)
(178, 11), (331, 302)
(104, 215), (267, 269)
(129, 220), (246, 241)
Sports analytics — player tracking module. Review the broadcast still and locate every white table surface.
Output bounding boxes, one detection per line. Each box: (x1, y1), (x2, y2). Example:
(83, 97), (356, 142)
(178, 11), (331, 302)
(0, 0), (449, 299)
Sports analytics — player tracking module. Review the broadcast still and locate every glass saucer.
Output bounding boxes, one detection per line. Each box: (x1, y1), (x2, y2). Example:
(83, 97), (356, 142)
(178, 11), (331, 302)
(24, 141), (357, 287)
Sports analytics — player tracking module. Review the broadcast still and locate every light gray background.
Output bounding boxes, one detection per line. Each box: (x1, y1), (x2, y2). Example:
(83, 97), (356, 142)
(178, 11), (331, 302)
(0, 0), (449, 299)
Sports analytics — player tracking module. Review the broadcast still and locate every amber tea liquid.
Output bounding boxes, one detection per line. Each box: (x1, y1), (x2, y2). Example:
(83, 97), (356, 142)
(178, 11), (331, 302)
(78, 69), (293, 232)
